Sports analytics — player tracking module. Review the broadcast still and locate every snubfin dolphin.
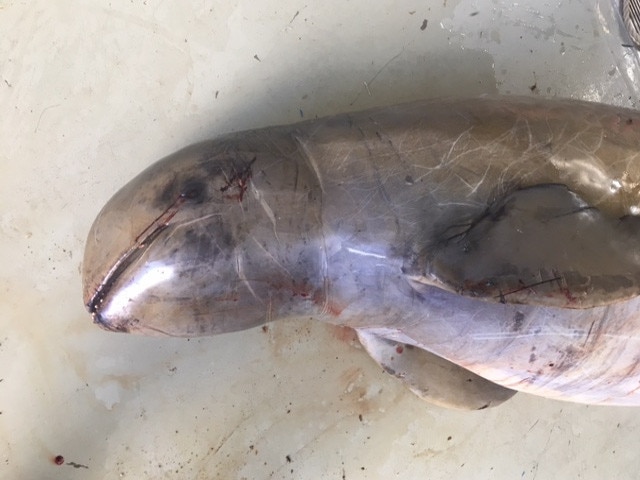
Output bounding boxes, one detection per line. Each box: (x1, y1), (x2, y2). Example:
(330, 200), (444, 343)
(82, 95), (640, 409)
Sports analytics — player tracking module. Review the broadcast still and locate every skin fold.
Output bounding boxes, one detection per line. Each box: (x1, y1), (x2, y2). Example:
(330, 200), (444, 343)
(83, 95), (640, 407)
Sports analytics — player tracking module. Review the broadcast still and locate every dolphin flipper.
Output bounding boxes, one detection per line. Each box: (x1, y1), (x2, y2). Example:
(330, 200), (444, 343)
(406, 184), (640, 308)
(355, 329), (516, 410)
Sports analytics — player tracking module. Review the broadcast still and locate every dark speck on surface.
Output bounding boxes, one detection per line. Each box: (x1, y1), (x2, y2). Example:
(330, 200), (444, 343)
(513, 311), (525, 331)
(420, 19), (428, 30)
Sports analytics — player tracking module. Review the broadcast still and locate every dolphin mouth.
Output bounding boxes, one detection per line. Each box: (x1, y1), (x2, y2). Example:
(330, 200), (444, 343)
(85, 224), (166, 315)
(85, 195), (187, 316)
(92, 310), (131, 333)
(92, 309), (175, 336)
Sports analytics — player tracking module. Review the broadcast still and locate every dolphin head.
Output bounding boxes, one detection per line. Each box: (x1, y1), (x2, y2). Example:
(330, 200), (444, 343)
(82, 136), (324, 336)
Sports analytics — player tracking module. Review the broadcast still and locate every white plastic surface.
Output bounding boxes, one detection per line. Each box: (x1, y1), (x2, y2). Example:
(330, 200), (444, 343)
(2, 1), (640, 478)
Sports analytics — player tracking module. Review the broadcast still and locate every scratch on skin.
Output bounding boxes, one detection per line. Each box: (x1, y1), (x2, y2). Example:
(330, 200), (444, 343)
(293, 134), (325, 193)
(250, 182), (280, 243)
(251, 237), (293, 278)
(584, 307), (608, 347)
(356, 126), (402, 235)
(584, 319), (597, 348)
(293, 133), (331, 314)
(550, 206), (597, 219)
(412, 127), (474, 184)
(495, 276), (564, 303)
(235, 253), (262, 302)
(315, 214), (331, 317)
(464, 163), (493, 197)
(368, 119), (414, 175)
(134, 195), (187, 244)
(266, 296), (274, 323)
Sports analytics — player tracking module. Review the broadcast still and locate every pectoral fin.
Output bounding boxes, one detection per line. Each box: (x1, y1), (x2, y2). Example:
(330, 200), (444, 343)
(406, 184), (640, 308)
(356, 329), (516, 410)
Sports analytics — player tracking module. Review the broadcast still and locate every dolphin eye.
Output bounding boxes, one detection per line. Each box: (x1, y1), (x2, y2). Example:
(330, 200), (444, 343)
(156, 176), (209, 208)
(180, 178), (207, 203)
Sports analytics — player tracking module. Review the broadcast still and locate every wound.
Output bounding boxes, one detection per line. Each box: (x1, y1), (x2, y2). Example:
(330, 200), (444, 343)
(220, 157), (256, 202)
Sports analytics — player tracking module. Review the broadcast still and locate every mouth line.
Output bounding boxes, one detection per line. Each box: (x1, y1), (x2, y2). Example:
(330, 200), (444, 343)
(92, 310), (173, 336)
(92, 310), (132, 332)
(86, 195), (187, 315)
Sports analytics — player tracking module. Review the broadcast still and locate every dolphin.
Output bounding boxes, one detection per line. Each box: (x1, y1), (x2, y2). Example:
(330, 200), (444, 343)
(82, 95), (640, 409)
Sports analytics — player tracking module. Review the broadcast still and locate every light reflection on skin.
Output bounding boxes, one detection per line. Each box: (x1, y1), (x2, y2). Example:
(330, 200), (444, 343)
(551, 158), (612, 190)
(346, 247), (387, 259)
(103, 263), (175, 316)
(549, 157), (640, 215)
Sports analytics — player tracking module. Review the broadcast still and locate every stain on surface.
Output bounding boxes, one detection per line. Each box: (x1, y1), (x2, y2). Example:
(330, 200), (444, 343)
(513, 311), (525, 331)
(328, 325), (358, 345)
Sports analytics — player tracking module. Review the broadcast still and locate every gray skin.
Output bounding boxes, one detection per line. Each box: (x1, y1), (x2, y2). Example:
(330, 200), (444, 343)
(83, 95), (640, 407)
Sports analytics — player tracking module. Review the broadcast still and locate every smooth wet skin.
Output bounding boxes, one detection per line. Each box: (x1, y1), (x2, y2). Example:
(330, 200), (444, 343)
(83, 96), (640, 408)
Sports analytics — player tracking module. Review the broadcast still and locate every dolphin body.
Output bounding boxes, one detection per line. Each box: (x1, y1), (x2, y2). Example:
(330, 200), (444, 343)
(82, 96), (640, 409)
